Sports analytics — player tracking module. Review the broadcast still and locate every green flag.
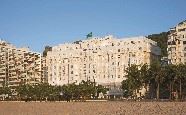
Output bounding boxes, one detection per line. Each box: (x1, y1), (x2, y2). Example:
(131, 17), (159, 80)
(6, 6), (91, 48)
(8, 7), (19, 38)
(86, 32), (92, 39)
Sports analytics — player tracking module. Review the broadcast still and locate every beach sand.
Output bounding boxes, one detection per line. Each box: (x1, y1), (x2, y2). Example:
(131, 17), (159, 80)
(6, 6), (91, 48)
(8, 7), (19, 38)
(0, 101), (185, 115)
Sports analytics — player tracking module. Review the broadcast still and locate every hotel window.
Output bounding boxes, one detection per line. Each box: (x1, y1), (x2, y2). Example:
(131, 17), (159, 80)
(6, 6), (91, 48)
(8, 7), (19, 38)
(131, 41), (135, 44)
(168, 48), (171, 51)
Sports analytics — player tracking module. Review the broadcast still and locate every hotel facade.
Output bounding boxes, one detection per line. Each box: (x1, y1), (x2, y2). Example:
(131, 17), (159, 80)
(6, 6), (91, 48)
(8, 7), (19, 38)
(0, 40), (42, 93)
(167, 20), (186, 64)
(46, 35), (161, 87)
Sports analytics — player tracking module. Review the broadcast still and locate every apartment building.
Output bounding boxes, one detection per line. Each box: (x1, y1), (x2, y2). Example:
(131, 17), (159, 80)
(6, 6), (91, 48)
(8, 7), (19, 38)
(41, 57), (48, 83)
(46, 35), (161, 87)
(168, 20), (186, 64)
(0, 40), (42, 92)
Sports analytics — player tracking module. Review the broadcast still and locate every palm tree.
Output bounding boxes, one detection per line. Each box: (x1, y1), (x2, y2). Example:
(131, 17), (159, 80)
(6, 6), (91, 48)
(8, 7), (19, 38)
(148, 62), (164, 100)
(175, 64), (186, 100)
(164, 64), (176, 100)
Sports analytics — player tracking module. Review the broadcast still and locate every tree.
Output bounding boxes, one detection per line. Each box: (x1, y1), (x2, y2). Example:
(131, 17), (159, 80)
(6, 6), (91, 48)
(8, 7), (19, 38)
(121, 79), (133, 98)
(78, 80), (96, 100)
(175, 64), (186, 100)
(43, 46), (52, 57)
(122, 64), (142, 99)
(0, 86), (11, 100)
(139, 64), (149, 88)
(16, 84), (34, 101)
(164, 64), (176, 100)
(147, 62), (165, 100)
(95, 84), (108, 98)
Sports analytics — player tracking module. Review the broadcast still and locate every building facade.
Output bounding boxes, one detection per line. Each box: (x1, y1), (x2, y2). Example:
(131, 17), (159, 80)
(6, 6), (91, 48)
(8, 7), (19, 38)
(41, 57), (48, 83)
(0, 40), (42, 93)
(46, 35), (161, 87)
(168, 20), (186, 64)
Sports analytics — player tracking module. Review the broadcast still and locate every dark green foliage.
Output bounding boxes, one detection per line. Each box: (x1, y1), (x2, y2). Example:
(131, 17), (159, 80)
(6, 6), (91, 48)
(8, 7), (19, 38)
(121, 80), (132, 98)
(61, 80), (108, 100)
(0, 86), (11, 96)
(0, 86), (11, 100)
(148, 32), (168, 57)
(121, 63), (186, 100)
(15, 81), (107, 101)
(43, 46), (52, 57)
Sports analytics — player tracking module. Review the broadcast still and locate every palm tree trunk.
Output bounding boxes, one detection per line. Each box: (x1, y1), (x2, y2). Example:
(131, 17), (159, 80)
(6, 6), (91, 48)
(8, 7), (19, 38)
(180, 78), (182, 100)
(169, 82), (172, 100)
(157, 82), (160, 100)
(172, 82), (174, 100)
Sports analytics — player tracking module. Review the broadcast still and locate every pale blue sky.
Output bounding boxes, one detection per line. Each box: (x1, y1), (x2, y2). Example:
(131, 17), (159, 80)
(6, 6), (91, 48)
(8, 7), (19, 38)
(0, 0), (186, 53)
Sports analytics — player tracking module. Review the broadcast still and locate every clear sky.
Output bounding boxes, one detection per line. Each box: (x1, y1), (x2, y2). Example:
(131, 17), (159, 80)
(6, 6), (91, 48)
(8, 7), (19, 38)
(0, 0), (186, 53)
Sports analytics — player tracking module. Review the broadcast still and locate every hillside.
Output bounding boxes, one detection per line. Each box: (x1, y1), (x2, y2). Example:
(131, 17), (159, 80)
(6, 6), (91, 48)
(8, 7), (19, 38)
(148, 32), (168, 57)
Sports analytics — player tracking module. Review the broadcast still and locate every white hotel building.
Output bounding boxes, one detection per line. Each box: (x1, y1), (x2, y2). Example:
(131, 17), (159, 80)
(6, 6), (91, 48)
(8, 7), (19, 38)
(46, 35), (161, 87)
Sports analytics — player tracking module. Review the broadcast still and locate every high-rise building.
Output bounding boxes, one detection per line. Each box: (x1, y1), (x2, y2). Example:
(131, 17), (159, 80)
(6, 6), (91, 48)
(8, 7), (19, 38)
(0, 40), (42, 93)
(168, 20), (186, 64)
(41, 57), (48, 83)
(46, 35), (161, 87)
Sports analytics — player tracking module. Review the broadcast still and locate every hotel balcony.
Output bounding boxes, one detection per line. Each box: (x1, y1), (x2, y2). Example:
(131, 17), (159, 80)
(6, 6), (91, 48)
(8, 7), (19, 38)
(9, 75), (17, 79)
(0, 72), (5, 76)
(0, 78), (4, 82)
(8, 84), (19, 88)
(9, 72), (17, 76)
(8, 66), (15, 70)
(0, 66), (6, 70)
(0, 58), (6, 62)
(8, 63), (15, 67)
